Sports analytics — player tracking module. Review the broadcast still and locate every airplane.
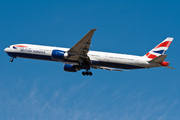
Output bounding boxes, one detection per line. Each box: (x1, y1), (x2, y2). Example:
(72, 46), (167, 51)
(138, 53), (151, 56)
(4, 28), (174, 76)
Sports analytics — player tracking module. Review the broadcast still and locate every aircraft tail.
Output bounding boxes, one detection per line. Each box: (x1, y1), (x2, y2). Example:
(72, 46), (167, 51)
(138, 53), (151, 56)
(148, 54), (174, 69)
(143, 37), (173, 59)
(144, 37), (174, 69)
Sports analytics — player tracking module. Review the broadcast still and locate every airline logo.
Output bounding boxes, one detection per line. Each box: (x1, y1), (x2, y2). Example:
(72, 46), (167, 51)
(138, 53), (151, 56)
(145, 37), (173, 59)
(13, 45), (27, 49)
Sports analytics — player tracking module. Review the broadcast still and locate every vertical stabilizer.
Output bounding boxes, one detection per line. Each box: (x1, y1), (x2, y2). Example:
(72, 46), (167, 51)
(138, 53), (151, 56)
(143, 37), (173, 59)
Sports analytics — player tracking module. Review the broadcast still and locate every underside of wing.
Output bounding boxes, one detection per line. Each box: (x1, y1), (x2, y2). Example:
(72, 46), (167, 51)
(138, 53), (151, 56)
(97, 66), (125, 71)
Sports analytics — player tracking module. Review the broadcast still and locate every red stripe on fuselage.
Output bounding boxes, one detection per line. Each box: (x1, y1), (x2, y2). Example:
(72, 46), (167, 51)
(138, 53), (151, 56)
(13, 45), (27, 47)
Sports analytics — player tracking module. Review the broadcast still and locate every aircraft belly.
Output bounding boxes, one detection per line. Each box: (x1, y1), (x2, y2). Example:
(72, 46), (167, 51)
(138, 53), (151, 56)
(7, 52), (55, 61)
(91, 60), (144, 69)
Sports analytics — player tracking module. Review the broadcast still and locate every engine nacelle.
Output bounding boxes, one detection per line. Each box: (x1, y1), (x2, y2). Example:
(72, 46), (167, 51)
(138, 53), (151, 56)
(160, 61), (169, 66)
(52, 50), (66, 60)
(64, 64), (79, 72)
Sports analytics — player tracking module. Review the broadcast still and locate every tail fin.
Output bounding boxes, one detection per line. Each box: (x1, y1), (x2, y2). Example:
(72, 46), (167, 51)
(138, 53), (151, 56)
(143, 37), (173, 59)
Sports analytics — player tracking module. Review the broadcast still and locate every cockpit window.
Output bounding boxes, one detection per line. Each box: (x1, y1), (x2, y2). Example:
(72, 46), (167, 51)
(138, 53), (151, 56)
(8, 46), (10, 48)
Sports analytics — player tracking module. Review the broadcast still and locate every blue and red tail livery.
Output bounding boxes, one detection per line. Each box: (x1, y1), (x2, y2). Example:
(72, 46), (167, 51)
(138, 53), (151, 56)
(144, 37), (173, 59)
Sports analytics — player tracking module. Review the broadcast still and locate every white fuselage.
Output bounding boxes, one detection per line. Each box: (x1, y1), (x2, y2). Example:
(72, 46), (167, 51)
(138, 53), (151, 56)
(4, 44), (160, 70)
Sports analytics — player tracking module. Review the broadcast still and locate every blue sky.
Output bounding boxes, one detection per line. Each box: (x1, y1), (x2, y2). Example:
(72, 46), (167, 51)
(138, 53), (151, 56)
(1, 0), (180, 120)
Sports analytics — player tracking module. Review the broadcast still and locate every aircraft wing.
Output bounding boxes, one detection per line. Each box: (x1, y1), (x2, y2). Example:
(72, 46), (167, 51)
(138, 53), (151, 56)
(68, 28), (97, 58)
(98, 66), (124, 71)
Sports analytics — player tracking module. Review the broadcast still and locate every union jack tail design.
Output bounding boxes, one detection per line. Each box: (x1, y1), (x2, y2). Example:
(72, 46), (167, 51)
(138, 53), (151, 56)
(143, 37), (173, 59)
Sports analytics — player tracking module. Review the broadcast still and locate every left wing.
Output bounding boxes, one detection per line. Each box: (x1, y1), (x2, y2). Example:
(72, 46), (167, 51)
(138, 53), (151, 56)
(68, 28), (97, 59)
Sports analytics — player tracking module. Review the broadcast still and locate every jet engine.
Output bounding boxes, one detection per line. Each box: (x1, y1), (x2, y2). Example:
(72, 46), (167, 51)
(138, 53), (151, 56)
(51, 50), (68, 60)
(63, 64), (80, 72)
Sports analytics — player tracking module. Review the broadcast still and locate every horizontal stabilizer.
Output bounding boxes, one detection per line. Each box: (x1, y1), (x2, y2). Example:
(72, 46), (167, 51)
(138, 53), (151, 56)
(149, 55), (167, 63)
(162, 66), (174, 69)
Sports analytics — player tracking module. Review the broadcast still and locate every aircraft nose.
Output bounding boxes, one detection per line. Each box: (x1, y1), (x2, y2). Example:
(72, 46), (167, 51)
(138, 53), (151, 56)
(4, 48), (8, 52)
